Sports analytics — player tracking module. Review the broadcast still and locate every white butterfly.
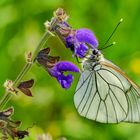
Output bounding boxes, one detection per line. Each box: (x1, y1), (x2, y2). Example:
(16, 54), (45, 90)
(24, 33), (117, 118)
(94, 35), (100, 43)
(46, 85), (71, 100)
(74, 49), (140, 123)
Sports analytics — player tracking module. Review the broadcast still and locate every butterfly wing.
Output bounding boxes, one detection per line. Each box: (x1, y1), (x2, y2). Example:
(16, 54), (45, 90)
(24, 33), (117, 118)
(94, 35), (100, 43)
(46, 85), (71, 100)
(74, 59), (140, 123)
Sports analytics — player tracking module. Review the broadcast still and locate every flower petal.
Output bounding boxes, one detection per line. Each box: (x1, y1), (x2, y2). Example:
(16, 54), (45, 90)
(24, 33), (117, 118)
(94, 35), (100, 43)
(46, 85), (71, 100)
(55, 61), (80, 73)
(57, 74), (73, 89)
(48, 61), (80, 89)
(75, 43), (88, 58)
(65, 35), (75, 48)
(76, 28), (98, 49)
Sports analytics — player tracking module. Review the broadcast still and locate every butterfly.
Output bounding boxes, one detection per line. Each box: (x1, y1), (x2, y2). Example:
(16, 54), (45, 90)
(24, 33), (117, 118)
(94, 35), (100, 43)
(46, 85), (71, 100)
(74, 48), (140, 123)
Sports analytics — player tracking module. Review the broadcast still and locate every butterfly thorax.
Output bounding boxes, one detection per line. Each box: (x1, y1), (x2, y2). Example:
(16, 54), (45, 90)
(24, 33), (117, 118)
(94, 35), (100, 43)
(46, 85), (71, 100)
(82, 49), (104, 71)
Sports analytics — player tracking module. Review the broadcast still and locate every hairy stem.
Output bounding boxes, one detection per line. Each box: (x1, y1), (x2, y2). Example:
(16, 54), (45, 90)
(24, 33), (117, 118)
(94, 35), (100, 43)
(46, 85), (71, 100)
(0, 7), (68, 110)
(0, 28), (52, 110)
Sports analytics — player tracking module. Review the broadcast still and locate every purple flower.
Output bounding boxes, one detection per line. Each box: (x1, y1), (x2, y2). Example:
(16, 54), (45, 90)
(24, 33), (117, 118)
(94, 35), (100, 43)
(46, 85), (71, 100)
(65, 28), (98, 58)
(75, 44), (88, 58)
(36, 48), (80, 89)
(48, 61), (80, 89)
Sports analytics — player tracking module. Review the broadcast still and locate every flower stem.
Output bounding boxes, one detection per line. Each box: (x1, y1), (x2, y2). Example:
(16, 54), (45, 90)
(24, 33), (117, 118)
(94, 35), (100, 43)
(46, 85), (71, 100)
(0, 28), (52, 110)
(0, 8), (68, 110)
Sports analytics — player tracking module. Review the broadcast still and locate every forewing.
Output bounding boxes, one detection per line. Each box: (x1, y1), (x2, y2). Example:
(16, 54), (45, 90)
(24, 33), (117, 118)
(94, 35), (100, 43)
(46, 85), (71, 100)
(74, 60), (140, 123)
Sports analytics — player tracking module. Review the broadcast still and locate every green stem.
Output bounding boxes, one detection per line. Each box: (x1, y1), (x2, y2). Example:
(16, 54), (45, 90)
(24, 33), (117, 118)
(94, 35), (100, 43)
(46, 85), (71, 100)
(0, 28), (52, 110)
(0, 93), (12, 110)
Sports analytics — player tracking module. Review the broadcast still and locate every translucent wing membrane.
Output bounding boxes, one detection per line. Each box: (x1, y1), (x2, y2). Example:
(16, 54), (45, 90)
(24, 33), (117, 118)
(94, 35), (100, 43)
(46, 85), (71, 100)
(74, 60), (140, 123)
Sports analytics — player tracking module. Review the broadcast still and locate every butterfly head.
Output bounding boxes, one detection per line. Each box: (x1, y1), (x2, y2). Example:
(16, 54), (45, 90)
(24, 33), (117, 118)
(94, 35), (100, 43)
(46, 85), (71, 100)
(82, 49), (103, 70)
(87, 48), (102, 61)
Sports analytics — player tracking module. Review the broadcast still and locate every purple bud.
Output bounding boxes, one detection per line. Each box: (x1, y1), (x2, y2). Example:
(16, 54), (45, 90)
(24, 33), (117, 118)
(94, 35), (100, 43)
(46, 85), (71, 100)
(55, 61), (80, 72)
(64, 28), (98, 58)
(76, 28), (98, 49)
(75, 43), (88, 58)
(57, 74), (73, 89)
(48, 61), (80, 89)
(65, 34), (75, 48)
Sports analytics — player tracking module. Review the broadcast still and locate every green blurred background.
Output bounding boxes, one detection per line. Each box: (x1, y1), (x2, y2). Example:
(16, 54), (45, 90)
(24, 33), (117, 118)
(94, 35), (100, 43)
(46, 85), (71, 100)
(0, 0), (140, 140)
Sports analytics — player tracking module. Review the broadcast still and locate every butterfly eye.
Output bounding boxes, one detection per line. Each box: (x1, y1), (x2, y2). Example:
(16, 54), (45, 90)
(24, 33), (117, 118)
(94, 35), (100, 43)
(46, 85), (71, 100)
(92, 49), (98, 55)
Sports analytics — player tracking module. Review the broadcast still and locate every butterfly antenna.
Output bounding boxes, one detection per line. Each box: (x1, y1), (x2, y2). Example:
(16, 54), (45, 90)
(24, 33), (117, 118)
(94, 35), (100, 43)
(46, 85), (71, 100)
(100, 42), (116, 50)
(101, 18), (123, 50)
